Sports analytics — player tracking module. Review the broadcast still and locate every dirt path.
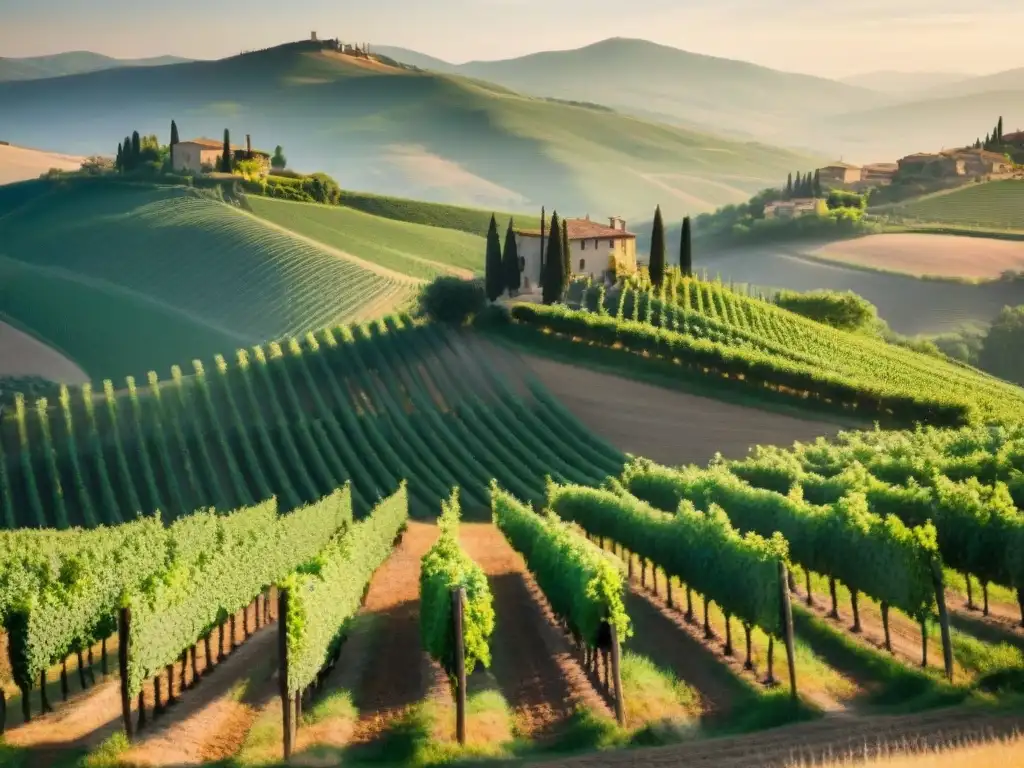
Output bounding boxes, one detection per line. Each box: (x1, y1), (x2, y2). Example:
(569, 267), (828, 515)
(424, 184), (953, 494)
(234, 206), (426, 285)
(530, 706), (1024, 767)
(0, 319), (89, 383)
(348, 520), (437, 744)
(522, 355), (842, 467)
(459, 523), (611, 739)
(122, 603), (278, 766)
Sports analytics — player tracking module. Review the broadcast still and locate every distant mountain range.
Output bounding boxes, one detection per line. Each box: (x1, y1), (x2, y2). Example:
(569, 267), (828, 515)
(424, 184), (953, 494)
(377, 39), (1024, 161)
(0, 51), (192, 81)
(0, 42), (820, 220)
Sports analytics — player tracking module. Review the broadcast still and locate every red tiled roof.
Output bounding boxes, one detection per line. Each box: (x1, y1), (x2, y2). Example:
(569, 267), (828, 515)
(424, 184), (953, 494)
(517, 217), (635, 240)
(179, 137), (231, 149)
(821, 161), (859, 170)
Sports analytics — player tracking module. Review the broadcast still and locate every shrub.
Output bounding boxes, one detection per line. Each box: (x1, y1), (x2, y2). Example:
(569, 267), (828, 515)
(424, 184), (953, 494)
(775, 289), (878, 332)
(827, 190), (866, 210)
(979, 305), (1024, 385)
(419, 277), (485, 325)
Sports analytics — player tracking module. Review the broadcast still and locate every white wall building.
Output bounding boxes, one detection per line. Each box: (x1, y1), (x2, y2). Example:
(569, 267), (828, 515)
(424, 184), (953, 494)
(514, 216), (637, 292)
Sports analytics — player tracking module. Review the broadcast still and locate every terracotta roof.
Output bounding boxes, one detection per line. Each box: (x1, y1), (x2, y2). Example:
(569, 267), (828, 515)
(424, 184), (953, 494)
(1002, 131), (1024, 143)
(821, 161), (860, 170)
(179, 137), (231, 150)
(517, 218), (635, 240)
(900, 153), (941, 162)
(863, 162), (898, 171)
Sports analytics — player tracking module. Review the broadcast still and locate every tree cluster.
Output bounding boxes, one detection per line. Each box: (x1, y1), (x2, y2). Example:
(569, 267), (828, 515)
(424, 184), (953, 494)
(483, 213), (525, 302)
(976, 115), (1005, 150)
(784, 170), (822, 199)
(647, 206), (692, 289)
(114, 130), (163, 173)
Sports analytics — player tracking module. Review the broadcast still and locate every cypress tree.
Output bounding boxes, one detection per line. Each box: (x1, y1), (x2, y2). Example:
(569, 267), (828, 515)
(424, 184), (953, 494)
(794, 171), (802, 196)
(539, 206), (546, 276)
(813, 169), (822, 197)
(502, 218), (520, 296)
(785, 173), (793, 197)
(985, 131), (991, 149)
(220, 129), (232, 172)
(542, 212), (564, 304)
(170, 120), (179, 147)
(649, 205), (666, 289)
(131, 131), (141, 165)
(806, 170), (815, 196)
(680, 216), (693, 277)
(997, 116), (1004, 143)
(115, 142), (123, 171)
(484, 214), (504, 302)
(561, 217), (570, 290)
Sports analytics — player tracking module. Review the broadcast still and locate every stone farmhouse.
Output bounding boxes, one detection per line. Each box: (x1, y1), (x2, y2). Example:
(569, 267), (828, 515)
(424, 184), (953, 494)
(514, 216), (636, 291)
(818, 161), (862, 185)
(763, 198), (823, 219)
(896, 148), (1011, 178)
(817, 161), (898, 188)
(171, 135), (271, 175)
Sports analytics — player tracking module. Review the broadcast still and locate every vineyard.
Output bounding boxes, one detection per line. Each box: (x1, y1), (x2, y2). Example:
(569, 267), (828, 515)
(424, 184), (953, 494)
(0, 307), (1023, 763)
(0, 180), (421, 379)
(504, 272), (1024, 426)
(247, 196), (485, 279)
(891, 180), (1024, 231)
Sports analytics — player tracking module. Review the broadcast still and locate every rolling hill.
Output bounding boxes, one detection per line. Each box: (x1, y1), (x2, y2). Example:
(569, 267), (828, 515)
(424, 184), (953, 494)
(0, 51), (192, 81)
(0, 178), (432, 380)
(0, 41), (821, 221)
(377, 37), (884, 148)
(0, 143), (83, 185)
(889, 180), (1024, 231)
(837, 70), (971, 95)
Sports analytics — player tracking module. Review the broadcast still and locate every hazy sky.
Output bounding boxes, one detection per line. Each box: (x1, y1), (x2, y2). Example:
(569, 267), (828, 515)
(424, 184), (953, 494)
(2, 0), (1022, 77)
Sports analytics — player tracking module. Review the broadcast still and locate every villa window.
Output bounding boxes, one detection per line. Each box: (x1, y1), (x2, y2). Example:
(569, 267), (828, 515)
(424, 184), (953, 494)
(579, 258), (586, 270)
(581, 240), (586, 250)
(518, 256), (525, 271)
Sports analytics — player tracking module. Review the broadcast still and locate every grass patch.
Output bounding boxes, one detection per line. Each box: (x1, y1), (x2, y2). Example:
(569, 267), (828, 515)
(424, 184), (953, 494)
(620, 651), (701, 725)
(80, 733), (131, 768)
(303, 688), (358, 726)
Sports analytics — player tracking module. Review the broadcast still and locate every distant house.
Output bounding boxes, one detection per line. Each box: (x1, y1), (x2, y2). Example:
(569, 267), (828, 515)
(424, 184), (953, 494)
(171, 134), (271, 175)
(949, 148), (1012, 175)
(897, 152), (965, 178)
(763, 198), (822, 219)
(818, 161), (862, 185)
(514, 216), (637, 292)
(861, 162), (898, 185)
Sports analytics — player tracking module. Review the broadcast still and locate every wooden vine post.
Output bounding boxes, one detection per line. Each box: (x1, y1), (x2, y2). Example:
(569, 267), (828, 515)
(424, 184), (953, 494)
(118, 606), (134, 740)
(279, 588), (293, 760)
(453, 587), (467, 746)
(609, 621), (625, 727)
(779, 562), (798, 700)
(930, 560), (954, 682)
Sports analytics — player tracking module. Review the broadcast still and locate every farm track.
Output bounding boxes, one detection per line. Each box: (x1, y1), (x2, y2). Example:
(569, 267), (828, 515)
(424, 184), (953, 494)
(459, 522), (612, 739)
(945, 589), (1024, 650)
(531, 707), (1024, 767)
(348, 520), (436, 745)
(521, 354), (842, 466)
(3, 602), (273, 767)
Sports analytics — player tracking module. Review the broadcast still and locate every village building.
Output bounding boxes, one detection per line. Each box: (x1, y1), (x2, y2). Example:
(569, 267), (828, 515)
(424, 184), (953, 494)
(514, 216), (636, 292)
(171, 134), (271, 176)
(950, 148), (1012, 175)
(763, 198), (822, 219)
(897, 152), (965, 178)
(860, 162), (899, 185)
(818, 161), (862, 185)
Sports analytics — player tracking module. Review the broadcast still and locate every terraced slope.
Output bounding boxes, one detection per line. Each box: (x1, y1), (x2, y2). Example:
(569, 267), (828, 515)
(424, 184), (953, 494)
(890, 180), (1024, 231)
(247, 196), (484, 279)
(508, 274), (1024, 426)
(0, 317), (626, 527)
(0, 180), (418, 380)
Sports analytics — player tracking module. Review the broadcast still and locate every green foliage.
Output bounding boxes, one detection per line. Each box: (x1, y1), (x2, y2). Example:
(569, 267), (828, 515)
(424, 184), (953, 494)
(281, 484), (408, 694)
(890, 180), (1024, 230)
(649, 205), (666, 289)
(542, 212), (566, 305)
(220, 129), (232, 173)
(418, 276), (486, 325)
(620, 458), (940, 621)
(127, 488), (352, 696)
(484, 214), (504, 302)
(2, 516), (166, 691)
(491, 483), (630, 647)
(826, 191), (866, 211)
(774, 289), (878, 332)
(419, 489), (495, 682)
(548, 482), (787, 635)
(679, 216), (692, 276)
(979, 305), (1024, 385)
(502, 218), (521, 295)
(271, 145), (286, 169)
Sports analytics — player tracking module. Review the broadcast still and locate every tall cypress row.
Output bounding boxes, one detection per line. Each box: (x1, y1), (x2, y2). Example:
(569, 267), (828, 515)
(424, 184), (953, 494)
(680, 216), (693, 277)
(131, 131), (141, 166)
(542, 212), (563, 305)
(649, 205), (666, 289)
(502, 218), (521, 296)
(484, 214), (504, 302)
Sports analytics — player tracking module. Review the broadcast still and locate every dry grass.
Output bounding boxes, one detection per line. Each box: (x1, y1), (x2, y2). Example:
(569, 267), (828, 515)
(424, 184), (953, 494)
(0, 143), (83, 185)
(789, 730), (1024, 767)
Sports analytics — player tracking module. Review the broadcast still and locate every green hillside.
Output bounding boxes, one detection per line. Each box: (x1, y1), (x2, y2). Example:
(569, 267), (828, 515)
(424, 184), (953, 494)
(0, 179), (418, 380)
(510, 273), (1024, 426)
(247, 196), (485, 278)
(890, 180), (1024, 230)
(0, 51), (191, 81)
(0, 41), (821, 220)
